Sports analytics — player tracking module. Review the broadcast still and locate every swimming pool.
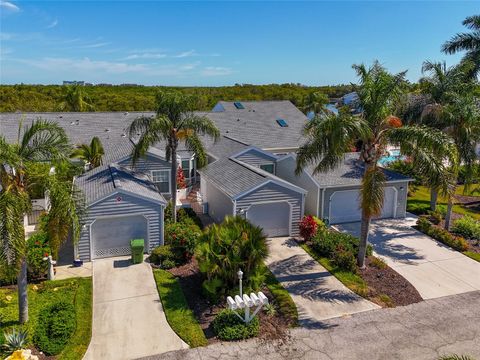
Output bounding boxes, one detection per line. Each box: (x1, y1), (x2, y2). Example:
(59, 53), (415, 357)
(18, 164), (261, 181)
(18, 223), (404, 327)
(378, 150), (404, 166)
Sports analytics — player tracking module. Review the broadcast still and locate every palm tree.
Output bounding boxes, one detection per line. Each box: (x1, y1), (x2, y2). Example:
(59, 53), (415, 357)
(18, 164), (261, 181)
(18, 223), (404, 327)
(58, 84), (95, 112)
(296, 62), (457, 268)
(442, 94), (480, 230)
(71, 136), (105, 169)
(301, 91), (328, 116)
(417, 61), (468, 210)
(0, 119), (70, 323)
(442, 15), (480, 78)
(128, 91), (220, 222)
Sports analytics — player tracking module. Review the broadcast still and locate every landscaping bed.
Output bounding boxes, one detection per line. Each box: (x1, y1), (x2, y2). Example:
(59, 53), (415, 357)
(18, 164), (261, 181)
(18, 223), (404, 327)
(0, 277), (92, 360)
(165, 257), (296, 344)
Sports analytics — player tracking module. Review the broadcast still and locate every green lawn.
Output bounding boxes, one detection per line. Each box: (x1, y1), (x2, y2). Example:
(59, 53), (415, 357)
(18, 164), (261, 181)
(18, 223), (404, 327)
(153, 269), (208, 348)
(262, 265), (298, 326)
(407, 185), (480, 220)
(299, 243), (369, 298)
(0, 277), (92, 360)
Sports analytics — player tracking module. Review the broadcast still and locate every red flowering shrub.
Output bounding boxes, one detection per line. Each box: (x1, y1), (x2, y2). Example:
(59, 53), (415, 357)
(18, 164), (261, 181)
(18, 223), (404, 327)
(27, 231), (51, 280)
(299, 215), (318, 241)
(387, 115), (402, 128)
(176, 166), (187, 189)
(164, 222), (201, 264)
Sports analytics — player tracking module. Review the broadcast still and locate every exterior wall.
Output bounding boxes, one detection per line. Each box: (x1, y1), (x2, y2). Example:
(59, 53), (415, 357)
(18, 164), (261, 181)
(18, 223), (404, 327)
(234, 149), (276, 169)
(205, 181), (234, 223)
(77, 192), (164, 261)
(275, 156), (319, 217)
(236, 182), (304, 236)
(118, 154), (170, 174)
(321, 182), (409, 223)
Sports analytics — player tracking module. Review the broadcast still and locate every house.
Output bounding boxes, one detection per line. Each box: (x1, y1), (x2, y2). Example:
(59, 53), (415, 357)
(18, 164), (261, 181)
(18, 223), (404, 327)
(275, 153), (412, 224)
(0, 100), (412, 261)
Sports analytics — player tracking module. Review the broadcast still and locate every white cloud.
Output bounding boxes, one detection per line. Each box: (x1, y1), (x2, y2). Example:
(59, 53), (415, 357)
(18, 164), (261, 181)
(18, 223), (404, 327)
(201, 66), (233, 76)
(0, 1), (19, 12)
(174, 50), (197, 58)
(46, 19), (58, 29)
(79, 42), (111, 49)
(122, 53), (167, 60)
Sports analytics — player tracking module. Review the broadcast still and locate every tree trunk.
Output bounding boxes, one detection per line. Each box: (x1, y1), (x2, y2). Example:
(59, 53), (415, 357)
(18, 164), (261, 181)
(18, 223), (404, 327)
(444, 196), (454, 231)
(357, 213), (371, 268)
(17, 257), (28, 324)
(430, 188), (438, 211)
(171, 145), (177, 223)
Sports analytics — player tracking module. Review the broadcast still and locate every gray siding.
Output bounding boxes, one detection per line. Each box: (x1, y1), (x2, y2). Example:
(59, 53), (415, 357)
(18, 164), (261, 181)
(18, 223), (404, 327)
(118, 154), (170, 174)
(205, 181), (234, 223)
(276, 156), (319, 216)
(234, 149), (276, 169)
(236, 182), (304, 236)
(321, 182), (409, 222)
(78, 192), (164, 261)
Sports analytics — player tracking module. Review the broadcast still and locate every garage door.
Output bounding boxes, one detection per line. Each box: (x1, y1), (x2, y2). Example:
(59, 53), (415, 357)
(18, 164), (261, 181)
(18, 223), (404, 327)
(92, 215), (148, 259)
(246, 202), (290, 237)
(329, 187), (396, 224)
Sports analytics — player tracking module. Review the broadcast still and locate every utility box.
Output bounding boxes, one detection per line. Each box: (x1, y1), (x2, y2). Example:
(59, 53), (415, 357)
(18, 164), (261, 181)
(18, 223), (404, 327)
(130, 239), (145, 264)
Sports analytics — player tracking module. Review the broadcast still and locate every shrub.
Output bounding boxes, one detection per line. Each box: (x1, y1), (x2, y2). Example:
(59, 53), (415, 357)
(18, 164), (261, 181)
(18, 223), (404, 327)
(331, 245), (357, 272)
(27, 231), (51, 280)
(416, 216), (432, 233)
(34, 301), (77, 355)
(196, 216), (268, 301)
(212, 310), (259, 341)
(177, 207), (203, 229)
(428, 210), (443, 225)
(162, 259), (176, 269)
(452, 216), (480, 240)
(417, 217), (469, 252)
(149, 245), (176, 267)
(0, 263), (17, 286)
(299, 215), (318, 241)
(164, 222), (201, 264)
(369, 256), (388, 270)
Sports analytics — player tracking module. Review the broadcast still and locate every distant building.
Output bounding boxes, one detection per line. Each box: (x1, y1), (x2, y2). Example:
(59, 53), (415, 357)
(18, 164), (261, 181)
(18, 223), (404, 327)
(63, 80), (85, 86)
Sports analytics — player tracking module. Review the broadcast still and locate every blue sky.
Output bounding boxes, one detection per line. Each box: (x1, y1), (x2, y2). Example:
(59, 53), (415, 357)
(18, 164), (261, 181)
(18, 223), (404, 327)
(0, 1), (476, 86)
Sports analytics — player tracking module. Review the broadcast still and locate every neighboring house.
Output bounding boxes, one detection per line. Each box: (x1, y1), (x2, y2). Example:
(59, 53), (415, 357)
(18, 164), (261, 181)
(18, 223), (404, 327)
(74, 163), (166, 261)
(0, 100), (413, 261)
(275, 153), (412, 224)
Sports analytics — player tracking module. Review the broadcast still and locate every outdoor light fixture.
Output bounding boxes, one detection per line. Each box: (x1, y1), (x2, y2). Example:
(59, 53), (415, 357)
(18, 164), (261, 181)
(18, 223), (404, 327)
(226, 269), (268, 324)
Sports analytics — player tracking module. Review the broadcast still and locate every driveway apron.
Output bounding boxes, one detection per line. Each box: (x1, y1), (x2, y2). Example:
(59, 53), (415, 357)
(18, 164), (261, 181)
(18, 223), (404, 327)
(83, 256), (187, 360)
(336, 215), (480, 300)
(265, 238), (379, 327)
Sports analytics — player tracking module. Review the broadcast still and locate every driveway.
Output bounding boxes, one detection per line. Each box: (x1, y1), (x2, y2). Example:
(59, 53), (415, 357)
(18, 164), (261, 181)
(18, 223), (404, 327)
(83, 256), (187, 360)
(265, 238), (379, 327)
(336, 215), (480, 299)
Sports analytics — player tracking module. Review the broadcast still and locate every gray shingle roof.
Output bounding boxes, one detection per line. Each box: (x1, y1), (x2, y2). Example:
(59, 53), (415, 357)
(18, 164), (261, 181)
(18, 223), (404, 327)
(306, 152), (412, 187)
(75, 163), (166, 206)
(205, 135), (249, 160)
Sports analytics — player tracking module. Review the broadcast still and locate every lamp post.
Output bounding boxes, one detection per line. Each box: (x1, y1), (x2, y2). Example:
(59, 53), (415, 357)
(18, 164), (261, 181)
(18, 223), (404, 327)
(237, 269), (243, 297)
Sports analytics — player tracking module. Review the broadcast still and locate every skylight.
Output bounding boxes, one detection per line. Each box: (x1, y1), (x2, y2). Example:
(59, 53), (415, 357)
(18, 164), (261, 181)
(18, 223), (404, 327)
(276, 119), (288, 127)
(234, 102), (245, 109)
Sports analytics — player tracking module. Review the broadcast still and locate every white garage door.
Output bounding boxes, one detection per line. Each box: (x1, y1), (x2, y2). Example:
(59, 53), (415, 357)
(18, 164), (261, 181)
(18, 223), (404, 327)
(329, 187), (396, 224)
(91, 215), (148, 259)
(246, 202), (290, 237)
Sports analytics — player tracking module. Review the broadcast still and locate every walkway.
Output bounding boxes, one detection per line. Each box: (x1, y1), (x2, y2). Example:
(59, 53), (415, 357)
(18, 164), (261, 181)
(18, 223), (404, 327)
(83, 256), (187, 360)
(265, 238), (378, 327)
(337, 215), (480, 299)
(141, 290), (480, 360)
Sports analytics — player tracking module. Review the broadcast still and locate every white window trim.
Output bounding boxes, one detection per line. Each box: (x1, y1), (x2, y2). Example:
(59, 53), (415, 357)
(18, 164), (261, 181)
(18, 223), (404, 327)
(150, 169), (171, 193)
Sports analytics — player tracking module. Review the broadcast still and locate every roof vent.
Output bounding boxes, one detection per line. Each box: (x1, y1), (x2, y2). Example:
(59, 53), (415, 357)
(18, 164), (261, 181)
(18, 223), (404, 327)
(121, 133), (126, 137)
(124, 112), (129, 115)
(59, 115), (63, 118)
(105, 128), (110, 132)
(276, 119), (288, 127)
(70, 121), (75, 125)
(234, 102), (245, 109)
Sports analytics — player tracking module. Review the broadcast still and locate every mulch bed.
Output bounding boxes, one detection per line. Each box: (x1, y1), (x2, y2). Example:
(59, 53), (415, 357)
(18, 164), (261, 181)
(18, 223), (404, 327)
(359, 257), (423, 307)
(454, 193), (480, 212)
(167, 257), (291, 344)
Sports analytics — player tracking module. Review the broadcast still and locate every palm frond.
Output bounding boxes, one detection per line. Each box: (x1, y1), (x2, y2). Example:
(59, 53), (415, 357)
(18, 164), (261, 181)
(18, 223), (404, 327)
(360, 166), (385, 218)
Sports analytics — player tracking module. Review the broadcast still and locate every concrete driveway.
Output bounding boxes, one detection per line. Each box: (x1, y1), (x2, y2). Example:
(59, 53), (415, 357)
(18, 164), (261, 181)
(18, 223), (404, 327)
(265, 238), (379, 327)
(337, 215), (480, 300)
(83, 256), (187, 360)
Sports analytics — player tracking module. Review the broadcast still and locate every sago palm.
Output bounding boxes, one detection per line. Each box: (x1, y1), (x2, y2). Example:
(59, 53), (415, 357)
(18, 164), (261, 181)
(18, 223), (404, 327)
(296, 62), (458, 267)
(442, 15), (480, 78)
(0, 119), (70, 323)
(128, 91), (219, 222)
(71, 136), (105, 169)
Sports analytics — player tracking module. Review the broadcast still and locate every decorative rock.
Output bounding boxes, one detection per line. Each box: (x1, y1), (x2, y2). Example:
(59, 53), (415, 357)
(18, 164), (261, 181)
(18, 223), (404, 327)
(5, 349), (39, 360)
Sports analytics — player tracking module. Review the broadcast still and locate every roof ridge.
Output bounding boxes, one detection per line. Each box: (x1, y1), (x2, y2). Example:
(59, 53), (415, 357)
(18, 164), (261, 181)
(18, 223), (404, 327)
(222, 135), (250, 146)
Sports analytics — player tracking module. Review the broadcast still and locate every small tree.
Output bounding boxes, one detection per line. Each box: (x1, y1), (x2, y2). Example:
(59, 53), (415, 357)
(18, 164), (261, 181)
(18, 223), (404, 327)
(299, 215), (318, 241)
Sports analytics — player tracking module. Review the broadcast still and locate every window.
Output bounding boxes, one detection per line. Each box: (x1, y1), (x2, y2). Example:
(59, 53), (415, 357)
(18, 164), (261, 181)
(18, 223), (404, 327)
(234, 102), (245, 109)
(276, 119), (288, 127)
(181, 160), (190, 179)
(151, 170), (170, 193)
(260, 163), (275, 174)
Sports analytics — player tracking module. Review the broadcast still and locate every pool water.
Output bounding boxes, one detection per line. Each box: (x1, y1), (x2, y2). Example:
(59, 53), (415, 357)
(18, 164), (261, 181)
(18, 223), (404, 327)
(378, 150), (404, 166)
